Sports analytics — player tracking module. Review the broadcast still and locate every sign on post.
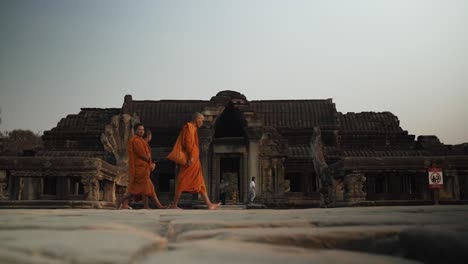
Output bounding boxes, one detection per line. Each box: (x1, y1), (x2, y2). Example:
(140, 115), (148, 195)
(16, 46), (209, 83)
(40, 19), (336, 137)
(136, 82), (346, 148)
(428, 167), (443, 189)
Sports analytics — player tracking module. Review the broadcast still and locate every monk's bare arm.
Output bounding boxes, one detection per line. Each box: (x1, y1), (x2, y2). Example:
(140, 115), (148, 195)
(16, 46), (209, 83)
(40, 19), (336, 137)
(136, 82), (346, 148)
(133, 140), (151, 162)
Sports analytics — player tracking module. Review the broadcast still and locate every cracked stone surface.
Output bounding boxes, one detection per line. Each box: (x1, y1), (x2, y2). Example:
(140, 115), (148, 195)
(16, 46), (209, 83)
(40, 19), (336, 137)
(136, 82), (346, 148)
(1, 205), (467, 264)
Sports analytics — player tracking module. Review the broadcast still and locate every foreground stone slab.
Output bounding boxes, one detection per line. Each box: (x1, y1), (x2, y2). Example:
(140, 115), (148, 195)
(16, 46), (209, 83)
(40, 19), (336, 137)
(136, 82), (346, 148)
(139, 239), (421, 264)
(0, 205), (467, 264)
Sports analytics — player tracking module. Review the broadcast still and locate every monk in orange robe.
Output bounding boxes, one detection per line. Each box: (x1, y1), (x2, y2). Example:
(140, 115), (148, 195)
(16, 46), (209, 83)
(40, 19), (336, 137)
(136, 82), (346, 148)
(120, 129), (165, 209)
(116, 124), (165, 209)
(169, 112), (220, 210)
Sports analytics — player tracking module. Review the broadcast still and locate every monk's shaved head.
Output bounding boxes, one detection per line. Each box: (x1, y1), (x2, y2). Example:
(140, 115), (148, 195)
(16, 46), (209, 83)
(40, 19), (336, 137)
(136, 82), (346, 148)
(191, 112), (205, 128)
(191, 112), (204, 121)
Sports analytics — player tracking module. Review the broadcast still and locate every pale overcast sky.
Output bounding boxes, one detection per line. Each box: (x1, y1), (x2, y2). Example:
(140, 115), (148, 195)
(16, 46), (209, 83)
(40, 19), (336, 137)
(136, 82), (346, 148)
(0, 0), (467, 144)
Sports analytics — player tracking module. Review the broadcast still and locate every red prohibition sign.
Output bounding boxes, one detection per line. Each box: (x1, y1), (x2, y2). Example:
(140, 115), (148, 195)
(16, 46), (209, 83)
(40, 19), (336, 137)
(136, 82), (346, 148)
(431, 172), (441, 183)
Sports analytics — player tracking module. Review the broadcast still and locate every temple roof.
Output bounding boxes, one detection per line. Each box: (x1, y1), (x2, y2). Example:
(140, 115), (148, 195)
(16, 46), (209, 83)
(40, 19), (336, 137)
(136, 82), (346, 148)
(129, 100), (209, 128)
(250, 99), (338, 129)
(288, 146), (312, 159)
(126, 98), (339, 130)
(41, 92), (439, 159)
(341, 149), (431, 157)
(339, 112), (403, 133)
(45, 108), (121, 133)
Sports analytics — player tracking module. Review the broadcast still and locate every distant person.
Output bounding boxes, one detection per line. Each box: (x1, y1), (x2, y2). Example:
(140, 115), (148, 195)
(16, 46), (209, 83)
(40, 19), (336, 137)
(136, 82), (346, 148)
(167, 112), (220, 210)
(248, 177), (256, 204)
(219, 178), (229, 205)
(116, 124), (165, 209)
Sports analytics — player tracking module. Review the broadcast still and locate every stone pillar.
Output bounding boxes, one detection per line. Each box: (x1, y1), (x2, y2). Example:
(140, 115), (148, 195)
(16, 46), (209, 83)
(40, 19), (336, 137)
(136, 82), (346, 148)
(248, 140), (260, 196)
(21, 178), (41, 200)
(199, 140), (211, 195)
(343, 171), (367, 202)
(243, 153), (249, 202)
(17, 177), (24, 200)
(8, 175), (20, 200)
(116, 185), (126, 202)
(211, 156), (220, 201)
(260, 158), (272, 200)
(198, 128), (213, 199)
(103, 180), (116, 203)
(81, 178), (100, 201)
(327, 177), (344, 204)
(0, 170), (8, 200)
(272, 158), (286, 197)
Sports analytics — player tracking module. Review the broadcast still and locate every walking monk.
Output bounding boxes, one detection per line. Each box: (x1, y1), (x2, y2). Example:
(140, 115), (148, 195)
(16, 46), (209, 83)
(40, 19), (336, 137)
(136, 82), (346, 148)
(168, 112), (220, 210)
(116, 123), (165, 209)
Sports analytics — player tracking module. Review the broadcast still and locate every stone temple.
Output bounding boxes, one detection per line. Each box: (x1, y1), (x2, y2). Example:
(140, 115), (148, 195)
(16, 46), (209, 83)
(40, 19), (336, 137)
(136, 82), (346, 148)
(0, 90), (467, 208)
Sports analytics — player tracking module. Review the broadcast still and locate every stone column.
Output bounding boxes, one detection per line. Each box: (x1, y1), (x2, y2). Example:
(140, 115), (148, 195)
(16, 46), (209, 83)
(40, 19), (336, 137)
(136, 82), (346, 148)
(343, 171), (367, 202)
(243, 153), (249, 202)
(81, 178), (100, 201)
(248, 140), (260, 196)
(0, 170), (8, 200)
(211, 156), (220, 202)
(329, 178), (344, 203)
(116, 185), (126, 202)
(199, 140), (211, 195)
(198, 128), (213, 199)
(17, 177), (24, 201)
(446, 170), (460, 200)
(272, 158), (286, 197)
(260, 158), (272, 200)
(8, 175), (21, 200)
(21, 178), (41, 200)
(103, 180), (116, 203)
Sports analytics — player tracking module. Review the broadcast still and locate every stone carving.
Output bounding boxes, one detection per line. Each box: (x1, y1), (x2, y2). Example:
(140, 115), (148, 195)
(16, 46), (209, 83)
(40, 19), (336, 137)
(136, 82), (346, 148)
(81, 177), (100, 201)
(343, 172), (367, 202)
(311, 127), (328, 178)
(103, 181), (116, 203)
(100, 113), (140, 184)
(259, 128), (288, 157)
(283, 179), (290, 193)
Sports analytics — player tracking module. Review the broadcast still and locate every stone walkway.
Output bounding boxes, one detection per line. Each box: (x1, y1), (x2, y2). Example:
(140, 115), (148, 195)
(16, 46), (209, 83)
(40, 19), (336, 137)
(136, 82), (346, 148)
(1, 205), (467, 264)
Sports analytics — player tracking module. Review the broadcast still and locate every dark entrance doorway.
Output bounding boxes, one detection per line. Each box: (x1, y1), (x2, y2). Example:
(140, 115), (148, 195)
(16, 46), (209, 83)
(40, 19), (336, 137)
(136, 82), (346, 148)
(153, 160), (176, 201)
(220, 156), (241, 204)
(214, 102), (246, 138)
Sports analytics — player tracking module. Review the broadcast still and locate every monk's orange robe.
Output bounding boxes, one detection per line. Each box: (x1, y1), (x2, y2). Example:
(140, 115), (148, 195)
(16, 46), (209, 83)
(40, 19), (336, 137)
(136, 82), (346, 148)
(146, 141), (157, 197)
(127, 136), (155, 196)
(175, 122), (207, 194)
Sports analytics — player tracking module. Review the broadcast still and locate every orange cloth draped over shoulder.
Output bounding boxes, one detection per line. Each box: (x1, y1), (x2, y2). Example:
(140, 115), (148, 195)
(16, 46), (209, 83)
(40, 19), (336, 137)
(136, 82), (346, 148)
(127, 135), (155, 197)
(174, 122), (207, 194)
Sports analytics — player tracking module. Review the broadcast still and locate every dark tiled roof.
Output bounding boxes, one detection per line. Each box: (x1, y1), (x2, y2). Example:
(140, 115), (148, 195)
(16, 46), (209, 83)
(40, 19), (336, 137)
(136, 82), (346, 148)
(130, 100), (209, 128)
(250, 100), (338, 129)
(128, 99), (339, 130)
(339, 112), (402, 133)
(46, 108), (121, 133)
(288, 146), (312, 158)
(37, 150), (112, 158)
(42, 108), (121, 151)
(342, 149), (431, 157)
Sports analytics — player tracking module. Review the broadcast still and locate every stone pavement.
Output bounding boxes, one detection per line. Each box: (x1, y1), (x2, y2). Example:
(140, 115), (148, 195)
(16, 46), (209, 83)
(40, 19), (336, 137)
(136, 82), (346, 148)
(1, 205), (467, 264)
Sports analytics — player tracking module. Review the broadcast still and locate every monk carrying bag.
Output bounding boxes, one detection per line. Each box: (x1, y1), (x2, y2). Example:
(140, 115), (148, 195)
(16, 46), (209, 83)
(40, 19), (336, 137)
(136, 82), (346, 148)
(167, 133), (187, 166)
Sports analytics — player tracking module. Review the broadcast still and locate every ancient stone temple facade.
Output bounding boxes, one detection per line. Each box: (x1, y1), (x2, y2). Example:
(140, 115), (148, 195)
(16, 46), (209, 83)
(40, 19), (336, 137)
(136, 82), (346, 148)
(0, 90), (467, 208)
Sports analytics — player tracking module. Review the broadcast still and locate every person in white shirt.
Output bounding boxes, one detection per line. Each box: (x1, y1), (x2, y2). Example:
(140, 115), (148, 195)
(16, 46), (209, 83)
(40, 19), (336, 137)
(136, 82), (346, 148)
(248, 177), (256, 204)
